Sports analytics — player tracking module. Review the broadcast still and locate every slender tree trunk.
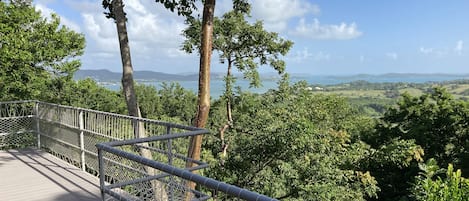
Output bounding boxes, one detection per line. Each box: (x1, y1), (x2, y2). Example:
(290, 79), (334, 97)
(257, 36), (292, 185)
(219, 59), (232, 166)
(113, 0), (138, 118)
(185, 0), (215, 200)
(225, 59), (233, 124)
(112, 1), (167, 200)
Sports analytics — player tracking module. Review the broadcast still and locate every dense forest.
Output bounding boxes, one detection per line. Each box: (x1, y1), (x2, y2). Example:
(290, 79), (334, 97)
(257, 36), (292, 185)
(1, 1), (469, 201)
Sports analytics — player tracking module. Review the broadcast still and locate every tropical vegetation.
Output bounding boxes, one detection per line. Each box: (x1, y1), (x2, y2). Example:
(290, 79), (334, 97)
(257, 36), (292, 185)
(1, 1), (469, 200)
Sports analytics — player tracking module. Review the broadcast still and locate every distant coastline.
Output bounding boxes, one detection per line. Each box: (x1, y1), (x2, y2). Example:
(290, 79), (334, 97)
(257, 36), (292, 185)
(76, 69), (469, 97)
(75, 69), (469, 82)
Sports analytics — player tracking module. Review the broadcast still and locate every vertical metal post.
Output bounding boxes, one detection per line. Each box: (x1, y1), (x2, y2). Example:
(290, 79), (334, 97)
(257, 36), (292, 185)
(167, 126), (174, 201)
(98, 148), (106, 201)
(167, 126), (173, 165)
(79, 110), (85, 171)
(34, 102), (41, 148)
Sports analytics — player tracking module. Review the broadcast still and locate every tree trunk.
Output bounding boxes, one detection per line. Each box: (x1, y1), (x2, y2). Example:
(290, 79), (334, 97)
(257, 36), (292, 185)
(225, 59), (233, 124)
(185, 0), (215, 200)
(112, 0), (167, 200)
(219, 59), (233, 167)
(113, 0), (138, 118)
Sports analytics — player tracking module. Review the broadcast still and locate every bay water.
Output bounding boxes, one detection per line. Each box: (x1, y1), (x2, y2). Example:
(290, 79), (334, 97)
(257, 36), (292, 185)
(102, 74), (469, 97)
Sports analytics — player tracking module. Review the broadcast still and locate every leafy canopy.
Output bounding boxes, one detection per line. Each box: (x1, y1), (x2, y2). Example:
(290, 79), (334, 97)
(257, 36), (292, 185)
(102, 0), (197, 20)
(182, 9), (293, 87)
(412, 159), (469, 201)
(362, 87), (469, 201)
(0, 1), (85, 100)
(204, 79), (379, 200)
(375, 87), (469, 173)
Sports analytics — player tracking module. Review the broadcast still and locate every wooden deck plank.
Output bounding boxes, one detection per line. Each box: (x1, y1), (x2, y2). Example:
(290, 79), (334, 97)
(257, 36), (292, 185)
(0, 148), (102, 201)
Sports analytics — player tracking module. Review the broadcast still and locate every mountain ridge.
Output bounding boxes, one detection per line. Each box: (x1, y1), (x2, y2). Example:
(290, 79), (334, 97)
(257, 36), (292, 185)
(74, 69), (469, 82)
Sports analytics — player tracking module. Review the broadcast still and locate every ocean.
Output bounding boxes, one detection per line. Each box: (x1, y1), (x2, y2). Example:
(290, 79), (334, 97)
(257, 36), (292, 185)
(102, 74), (469, 97)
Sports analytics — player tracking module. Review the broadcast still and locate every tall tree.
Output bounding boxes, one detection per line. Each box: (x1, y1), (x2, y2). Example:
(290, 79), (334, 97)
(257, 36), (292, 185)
(182, 6), (293, 162)
(102, 0), (140, 119)
(104, 0), (205, 199)
(0, 1), (84, 101)
(102, 1), (168, 200)
(184, 0), (216, 197)
(102, 0), (196, 118)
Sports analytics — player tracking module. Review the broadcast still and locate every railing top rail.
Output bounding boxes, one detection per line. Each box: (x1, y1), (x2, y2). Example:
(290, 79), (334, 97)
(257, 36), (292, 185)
(22, 100), (202, 131)
(103, 129), (209, 147)
(0, 100), (36, 104)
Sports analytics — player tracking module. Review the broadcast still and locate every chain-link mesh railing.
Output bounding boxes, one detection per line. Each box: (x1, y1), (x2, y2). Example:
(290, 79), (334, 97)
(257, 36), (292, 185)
(0, 100), (36, 149)
(97, 129), (210, 201)
(0, 100), (278, 201)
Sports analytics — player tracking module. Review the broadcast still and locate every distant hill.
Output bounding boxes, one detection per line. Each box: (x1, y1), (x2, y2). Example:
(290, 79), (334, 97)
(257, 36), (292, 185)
(74, 69), (225, 81)
(75, 70), (469, 83)
(74, 69), (287, 82)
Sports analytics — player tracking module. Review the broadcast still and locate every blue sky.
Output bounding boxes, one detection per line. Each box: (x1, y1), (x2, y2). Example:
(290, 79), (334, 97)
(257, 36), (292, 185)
(33, 0), (469, 75)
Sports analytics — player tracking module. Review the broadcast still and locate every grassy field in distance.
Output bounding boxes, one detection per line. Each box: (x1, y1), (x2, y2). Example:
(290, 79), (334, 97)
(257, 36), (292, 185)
(307, 80), (469, 117)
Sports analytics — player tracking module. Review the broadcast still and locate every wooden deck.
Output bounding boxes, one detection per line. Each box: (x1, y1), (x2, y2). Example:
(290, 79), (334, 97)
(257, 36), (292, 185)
(0, 148), (102, 201)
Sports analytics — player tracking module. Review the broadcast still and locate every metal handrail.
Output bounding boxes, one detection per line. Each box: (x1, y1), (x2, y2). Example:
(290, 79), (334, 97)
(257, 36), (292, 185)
(97, 135), (278, 201)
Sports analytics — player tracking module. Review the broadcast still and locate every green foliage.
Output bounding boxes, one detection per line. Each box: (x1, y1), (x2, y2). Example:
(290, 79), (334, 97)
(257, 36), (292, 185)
(103, 0), (197, 20)
(412, 159), (469, 201)
(348, 97), (394, 117)
(44, 78), (126, 113)
(360, 139), (424, 201)
(0, 2), (85, 101)
(182, 8), (293, 100)
(204, 81), (378, 200)
(361, 87), (469, 200)
(135, 83), (197, 124)
(325, 80), (426, 91)
(376, 87), (469, 172)
(183, 10), (293, 83)
(154, 0), (196, 17)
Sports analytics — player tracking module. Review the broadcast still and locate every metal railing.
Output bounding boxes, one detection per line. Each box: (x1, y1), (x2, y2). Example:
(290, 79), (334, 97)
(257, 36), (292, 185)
(0, 100), (36, 149)
(0, 100), (278, 201)
(97, 130), (277, 201)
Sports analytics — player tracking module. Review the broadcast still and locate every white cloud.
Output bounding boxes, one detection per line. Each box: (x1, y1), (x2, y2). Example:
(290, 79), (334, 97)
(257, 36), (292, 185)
(126, 0), (148, 15)
(166, 48), (191, 58)
(79, 0), (189, 61)
(64, 0), (101, 13)
(251, 0), (319, 32)
(82, 13), (118, 53)
(288, 48), (330, 62)
(35, 3), (81, 32)
(419, 47), (433, 54)
(313, 51), (330, 61)
(455, 40), (463, 55)
(386, 52), (398, 60)
(214, 0), (233, 16)
(288, 48), (313, 62)
(420, 41), (463, 57)
(290, 18), (362, 40)
(91, 52), (116, 59)
(436, 50), (449, 57)
(423, 48), (449, 58)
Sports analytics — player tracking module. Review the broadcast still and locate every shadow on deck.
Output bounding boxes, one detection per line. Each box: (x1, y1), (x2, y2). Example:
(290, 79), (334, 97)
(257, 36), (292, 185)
(0, 148), (101, 201)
